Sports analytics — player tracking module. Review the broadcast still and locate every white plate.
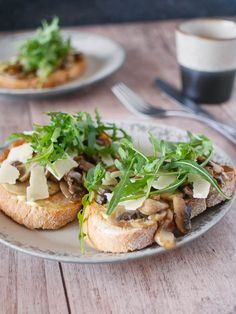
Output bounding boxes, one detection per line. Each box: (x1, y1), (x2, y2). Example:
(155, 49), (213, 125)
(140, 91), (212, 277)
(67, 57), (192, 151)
(0, 30), (125, 98)
(0, 121), (235, 263)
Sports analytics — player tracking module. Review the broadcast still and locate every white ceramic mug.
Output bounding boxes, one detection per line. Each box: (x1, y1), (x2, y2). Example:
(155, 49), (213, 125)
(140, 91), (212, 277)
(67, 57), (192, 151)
(175, 18), (236, 103)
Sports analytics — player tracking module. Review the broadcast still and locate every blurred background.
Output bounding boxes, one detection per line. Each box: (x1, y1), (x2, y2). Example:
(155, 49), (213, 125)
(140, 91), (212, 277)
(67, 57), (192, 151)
(1, 0), (236, 31)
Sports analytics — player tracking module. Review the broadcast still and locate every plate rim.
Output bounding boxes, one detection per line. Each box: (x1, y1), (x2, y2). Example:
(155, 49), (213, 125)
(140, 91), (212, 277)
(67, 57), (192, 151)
(0, 120), (235, 264)
(0, 30), (126, 97)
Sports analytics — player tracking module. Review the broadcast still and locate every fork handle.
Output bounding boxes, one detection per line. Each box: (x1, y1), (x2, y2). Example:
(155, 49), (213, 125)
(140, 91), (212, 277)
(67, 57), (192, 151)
(156, 110), (236, 145)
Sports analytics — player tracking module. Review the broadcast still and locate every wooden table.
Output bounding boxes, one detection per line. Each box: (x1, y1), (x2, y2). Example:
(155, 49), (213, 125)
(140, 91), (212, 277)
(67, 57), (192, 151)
(1, 21), (236, 314)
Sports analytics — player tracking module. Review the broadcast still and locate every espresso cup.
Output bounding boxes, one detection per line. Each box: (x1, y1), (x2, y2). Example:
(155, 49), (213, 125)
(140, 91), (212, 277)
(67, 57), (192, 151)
(175, 18), (236, 104)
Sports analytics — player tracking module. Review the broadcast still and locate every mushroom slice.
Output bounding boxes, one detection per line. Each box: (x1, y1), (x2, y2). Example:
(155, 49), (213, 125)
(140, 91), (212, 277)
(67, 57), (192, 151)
(160, 191), (183, 201)
(162, 208), (175, 232)
(2, 182), (28, 195)
(11, 161), (30, 182)
(148, 210), (167, 223)
(154, 228), (175, 249)
(139, 198), (169, 215)
(173, 195), (191, 234)
(59, 181), (73, 200)
(47, 180), (60, 196)
(209, 161), (224, 174)
(117, 210), (146, 222)
(59, 180), (83, 201)
(74, 156), (94, 172)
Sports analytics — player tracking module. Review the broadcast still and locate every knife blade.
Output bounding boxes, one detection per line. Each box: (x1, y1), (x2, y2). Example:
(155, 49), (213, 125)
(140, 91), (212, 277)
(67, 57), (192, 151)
(155, 78), (236, 134)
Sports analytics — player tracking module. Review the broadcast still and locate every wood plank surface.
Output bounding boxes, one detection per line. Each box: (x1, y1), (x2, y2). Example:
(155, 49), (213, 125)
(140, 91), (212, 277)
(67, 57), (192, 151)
(1, 20), (236, 314)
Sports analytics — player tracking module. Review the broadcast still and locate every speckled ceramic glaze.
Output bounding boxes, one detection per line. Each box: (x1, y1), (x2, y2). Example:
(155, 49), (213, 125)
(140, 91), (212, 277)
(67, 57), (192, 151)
(0, 121), (235, 263)
(0, 31), (125, 98)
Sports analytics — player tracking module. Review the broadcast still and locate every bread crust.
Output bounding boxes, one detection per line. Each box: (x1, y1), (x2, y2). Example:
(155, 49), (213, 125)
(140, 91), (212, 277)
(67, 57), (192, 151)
(0, 184), (82, 229)
(191, 165), (236, 218)
(84, 203), (157, 253)
(0, 55), (86, 89)
(84, 167), (236, 253)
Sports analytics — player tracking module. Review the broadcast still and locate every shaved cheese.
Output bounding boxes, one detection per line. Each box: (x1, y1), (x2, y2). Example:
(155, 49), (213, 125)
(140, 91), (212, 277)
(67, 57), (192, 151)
(110, 171), (121, 178)
(0, 160), (20, 184)
(130, 176), (144, 183)
(102, 172), (118, 186)
(152, 175), (177, 190)
(7, 143), (33, 163)
(47, 157), (78, 180)
(27, 165), (49, 201)
(104, 192), (145, 211)
(119, 197), (146, 211)
(101, 154), (114, 166)
(188, 173), (211, 199)
(105, 192), (113, 202)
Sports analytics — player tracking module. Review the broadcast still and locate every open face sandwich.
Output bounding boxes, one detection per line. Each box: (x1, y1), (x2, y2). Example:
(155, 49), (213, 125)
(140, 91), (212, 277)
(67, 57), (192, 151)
(0, 17), (85, 89)
(0, 111), (235, 253)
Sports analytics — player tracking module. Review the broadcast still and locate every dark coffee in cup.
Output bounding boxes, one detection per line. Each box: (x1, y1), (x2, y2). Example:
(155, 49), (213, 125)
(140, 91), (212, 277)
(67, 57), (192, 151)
(176, 19), (236, 104)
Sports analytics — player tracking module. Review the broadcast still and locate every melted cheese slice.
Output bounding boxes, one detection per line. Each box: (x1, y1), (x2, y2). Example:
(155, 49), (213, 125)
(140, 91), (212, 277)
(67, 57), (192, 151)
(7, 143), (33, 163)
(152, 175), (177, 190)
(47, 157), (78, 180)
(188, 173), (211, 199)
(0, 160), (20, 184)
(27, 165), (49, 201)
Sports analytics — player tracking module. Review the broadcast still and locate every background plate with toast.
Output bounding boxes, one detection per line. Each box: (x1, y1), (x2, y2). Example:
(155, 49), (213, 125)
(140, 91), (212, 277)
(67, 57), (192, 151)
(0, 30), (125, 98)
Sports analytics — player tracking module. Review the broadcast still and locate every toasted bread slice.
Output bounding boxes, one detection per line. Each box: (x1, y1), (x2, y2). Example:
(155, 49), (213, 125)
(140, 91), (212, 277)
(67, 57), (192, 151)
(84, 202), (157, 253)
(0, 184), (82, 229)
(0, 54), (85, 89)
(84, 165), (236, 253)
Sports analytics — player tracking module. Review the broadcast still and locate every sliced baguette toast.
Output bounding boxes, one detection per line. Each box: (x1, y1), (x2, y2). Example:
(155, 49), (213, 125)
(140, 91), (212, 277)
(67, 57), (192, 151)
(0, 184), (82, 229)
(0, 54), (85, 89)
(0, 140), (82, 229)
(84, 202), (157, 253)
(84, 165), (236, 253)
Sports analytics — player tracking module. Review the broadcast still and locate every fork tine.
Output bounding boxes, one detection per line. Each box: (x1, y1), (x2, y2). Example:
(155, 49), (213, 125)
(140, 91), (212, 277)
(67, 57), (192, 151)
(112, 83), (148, 110)
(112, 83), (149, 111)
(112, 84), (143, 115)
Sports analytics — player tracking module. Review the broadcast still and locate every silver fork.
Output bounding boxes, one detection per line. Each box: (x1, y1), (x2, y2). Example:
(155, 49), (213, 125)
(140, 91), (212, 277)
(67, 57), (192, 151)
(111, 82), (236, 145)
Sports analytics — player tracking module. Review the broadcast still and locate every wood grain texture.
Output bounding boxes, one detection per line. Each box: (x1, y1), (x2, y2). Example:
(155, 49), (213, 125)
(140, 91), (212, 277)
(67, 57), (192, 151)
(1, 21), (236, 314)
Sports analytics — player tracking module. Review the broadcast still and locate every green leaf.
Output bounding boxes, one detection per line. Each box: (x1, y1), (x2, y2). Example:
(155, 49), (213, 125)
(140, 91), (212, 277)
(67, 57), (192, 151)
(77, 163), (106, 253)
(121, 174), (188, 201)
(169, 160), (230, 199)
(84, 163), (106, 192)
(15, 17), (72, 81)
(106, 157), (135, 215)
(6, 111), (129, 168)
(77, 194), (89, 254)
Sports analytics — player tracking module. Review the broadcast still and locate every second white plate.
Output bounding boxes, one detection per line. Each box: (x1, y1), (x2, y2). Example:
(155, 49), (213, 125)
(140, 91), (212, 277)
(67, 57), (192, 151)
(0, 30), (125, 98)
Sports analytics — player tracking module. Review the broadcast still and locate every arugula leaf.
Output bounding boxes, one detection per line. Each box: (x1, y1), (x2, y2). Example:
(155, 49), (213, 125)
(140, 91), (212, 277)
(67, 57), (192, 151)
(78, 194), (89, 254)
(7, 111), (129, 167)
(77, 163), (106, 253)
(121, 174), (188, 201)
(15, 17), (72, 81)
(102, 132), (226, 214)
(106, 157), (135, 215)
(168, 160), (230, 199)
